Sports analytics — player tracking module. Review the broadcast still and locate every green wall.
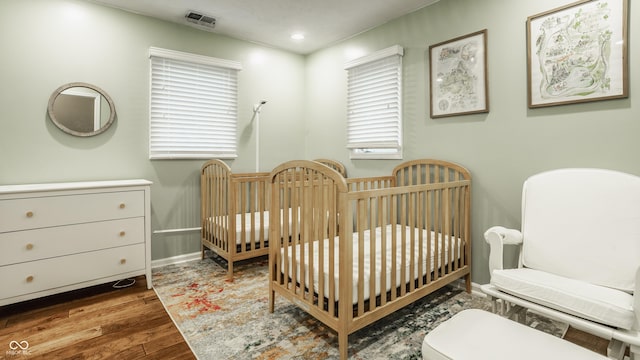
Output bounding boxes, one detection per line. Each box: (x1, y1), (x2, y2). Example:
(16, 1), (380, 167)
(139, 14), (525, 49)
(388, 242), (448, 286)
(0, 0), (306, 261)
(305, 0), (640, 284)
(1, 0), (638, 285)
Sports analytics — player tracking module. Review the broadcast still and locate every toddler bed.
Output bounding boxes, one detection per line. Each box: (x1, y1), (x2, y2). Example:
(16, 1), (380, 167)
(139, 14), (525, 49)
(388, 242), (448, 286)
(267, 159), (471, 359)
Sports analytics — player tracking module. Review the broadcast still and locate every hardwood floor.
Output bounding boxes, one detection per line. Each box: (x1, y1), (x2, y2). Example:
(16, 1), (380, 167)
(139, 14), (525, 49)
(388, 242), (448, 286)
(0, 276), (195, 360)
(0, 275), (611, 359)
(564, 326), (609, 356)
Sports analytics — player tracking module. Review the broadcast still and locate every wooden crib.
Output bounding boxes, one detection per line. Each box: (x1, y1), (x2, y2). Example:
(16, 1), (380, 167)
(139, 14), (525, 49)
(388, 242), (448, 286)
(267, 159), (471, 359)
(200, 159), (271, 280)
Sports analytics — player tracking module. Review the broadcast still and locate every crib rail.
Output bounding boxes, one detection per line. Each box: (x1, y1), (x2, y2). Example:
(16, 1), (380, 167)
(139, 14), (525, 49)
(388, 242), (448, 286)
(346, 176), (395, 192)
(314, 158), (348, 177)
(393, 158), (471, 185)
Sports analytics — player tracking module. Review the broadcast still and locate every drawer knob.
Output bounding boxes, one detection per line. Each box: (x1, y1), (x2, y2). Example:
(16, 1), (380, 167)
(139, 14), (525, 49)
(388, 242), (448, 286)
(120, 259), (127, 265)
(119, 231), (126, 237)
(119, 203), (126, 209)
(26, 211), (34, 218)
(26, 275), (34, 283)
(26, 243), (34, 250)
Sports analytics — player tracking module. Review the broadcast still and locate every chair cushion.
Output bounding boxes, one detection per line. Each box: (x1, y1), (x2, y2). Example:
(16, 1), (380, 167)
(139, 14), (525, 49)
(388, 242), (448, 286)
(492, 268), (635, 330)
(422, 309), (608, 360)
(521, 168), (640, 292)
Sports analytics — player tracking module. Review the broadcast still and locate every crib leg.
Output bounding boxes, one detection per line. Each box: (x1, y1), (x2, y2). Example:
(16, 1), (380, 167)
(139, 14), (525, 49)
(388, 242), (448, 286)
(629, 343), (639, 360)
(464, 273), (471, 293)
(268, 286), (275, 313)
(227, 261), (234, 282)
(338, 332), (348, 360)
(201, 244), (205, 260)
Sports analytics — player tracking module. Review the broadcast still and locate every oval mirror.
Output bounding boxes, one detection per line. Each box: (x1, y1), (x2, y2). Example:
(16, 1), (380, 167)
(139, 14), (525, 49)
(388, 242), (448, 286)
(47, 82), (116, 137)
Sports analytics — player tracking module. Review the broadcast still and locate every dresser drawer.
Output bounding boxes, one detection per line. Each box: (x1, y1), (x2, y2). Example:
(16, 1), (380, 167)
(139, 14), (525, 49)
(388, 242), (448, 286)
(0, 217), (144, 266)
(0, 190), (144, 233)
(0, 243), (146, 300)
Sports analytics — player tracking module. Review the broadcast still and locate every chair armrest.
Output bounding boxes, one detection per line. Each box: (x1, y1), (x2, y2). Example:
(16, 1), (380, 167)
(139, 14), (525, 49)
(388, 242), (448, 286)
(484, 226), (523, 276)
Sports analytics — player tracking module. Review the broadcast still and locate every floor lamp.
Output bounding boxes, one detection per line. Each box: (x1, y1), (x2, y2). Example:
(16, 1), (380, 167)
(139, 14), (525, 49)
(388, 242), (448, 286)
(252, 100), (267, 172)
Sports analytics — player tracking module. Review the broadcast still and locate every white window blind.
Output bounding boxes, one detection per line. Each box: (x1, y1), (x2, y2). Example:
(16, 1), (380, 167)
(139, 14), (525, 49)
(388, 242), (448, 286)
(345, 45), (403, 159)
(149, 47), (241, 159)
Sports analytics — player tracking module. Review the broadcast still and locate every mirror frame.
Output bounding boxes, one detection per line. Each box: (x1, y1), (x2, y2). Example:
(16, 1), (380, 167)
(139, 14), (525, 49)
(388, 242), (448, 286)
(47, 82), (116, 137)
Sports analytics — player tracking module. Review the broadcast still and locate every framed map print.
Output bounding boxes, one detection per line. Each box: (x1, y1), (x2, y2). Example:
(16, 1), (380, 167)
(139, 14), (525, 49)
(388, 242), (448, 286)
(527, 0), (628, 108)
(429, 29), (488, 118)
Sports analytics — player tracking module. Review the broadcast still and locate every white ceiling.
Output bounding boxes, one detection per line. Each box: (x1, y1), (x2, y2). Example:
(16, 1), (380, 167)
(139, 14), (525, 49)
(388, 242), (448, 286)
(87, 0), (440, 54)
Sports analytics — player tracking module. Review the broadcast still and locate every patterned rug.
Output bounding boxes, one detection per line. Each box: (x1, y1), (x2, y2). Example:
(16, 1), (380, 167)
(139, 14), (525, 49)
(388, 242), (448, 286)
(152, 253), (567, 359)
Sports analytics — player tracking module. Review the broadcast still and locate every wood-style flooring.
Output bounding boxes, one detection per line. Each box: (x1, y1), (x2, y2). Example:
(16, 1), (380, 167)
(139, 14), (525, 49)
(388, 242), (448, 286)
(0, 276), (195, 359)
(0, 275), (609, 359)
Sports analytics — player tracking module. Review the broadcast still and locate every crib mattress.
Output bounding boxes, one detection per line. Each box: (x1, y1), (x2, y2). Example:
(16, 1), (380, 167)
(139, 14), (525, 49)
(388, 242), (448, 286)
(206, 208), (299, 245)
(281, 224), (464, 303)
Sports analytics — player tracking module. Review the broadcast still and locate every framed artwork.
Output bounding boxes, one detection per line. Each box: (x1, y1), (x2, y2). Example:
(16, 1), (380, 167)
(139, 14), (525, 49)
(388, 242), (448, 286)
(527, 0), (628, 108)
(429, 29), (488, 118)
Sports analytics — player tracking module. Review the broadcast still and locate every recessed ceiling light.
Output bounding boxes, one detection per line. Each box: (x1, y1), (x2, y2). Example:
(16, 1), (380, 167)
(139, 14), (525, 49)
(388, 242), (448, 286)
(291, 33), (305, 40)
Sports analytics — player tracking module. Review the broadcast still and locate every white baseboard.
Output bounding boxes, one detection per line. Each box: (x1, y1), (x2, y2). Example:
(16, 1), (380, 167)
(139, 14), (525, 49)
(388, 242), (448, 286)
(151, 251), (201, 269)
(450, 278), (487, 297)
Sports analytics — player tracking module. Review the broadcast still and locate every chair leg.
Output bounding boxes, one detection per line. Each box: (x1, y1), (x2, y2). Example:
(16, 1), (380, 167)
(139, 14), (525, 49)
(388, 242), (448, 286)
(628, 343), (639, 360)
(485, 295), (499, 314)
(499, 299), (509, 315)
(515, 307), (527, 324)
(503, 303), (526, 324)
(606, 339), (625, 360)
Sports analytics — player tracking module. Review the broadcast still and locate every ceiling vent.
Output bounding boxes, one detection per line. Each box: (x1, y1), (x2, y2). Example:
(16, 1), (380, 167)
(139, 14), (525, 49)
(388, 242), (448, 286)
(185, 10), (216, 29)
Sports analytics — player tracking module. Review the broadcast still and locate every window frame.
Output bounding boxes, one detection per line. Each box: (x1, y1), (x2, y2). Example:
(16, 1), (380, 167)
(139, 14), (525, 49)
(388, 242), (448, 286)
(345, 45), (404, 160)
(148, 47), (242, 160)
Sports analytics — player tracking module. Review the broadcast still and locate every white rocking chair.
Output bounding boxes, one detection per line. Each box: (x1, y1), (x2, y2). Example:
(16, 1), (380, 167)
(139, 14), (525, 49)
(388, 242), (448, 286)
(481, 168), (640, 359)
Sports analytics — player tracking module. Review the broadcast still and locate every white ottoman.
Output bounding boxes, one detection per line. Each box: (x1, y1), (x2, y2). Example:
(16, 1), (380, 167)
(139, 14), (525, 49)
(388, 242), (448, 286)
(422, 309), (608, 360)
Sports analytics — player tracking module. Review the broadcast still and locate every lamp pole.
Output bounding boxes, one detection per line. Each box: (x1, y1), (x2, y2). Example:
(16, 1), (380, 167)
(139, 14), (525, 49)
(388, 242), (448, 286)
(253, 101), (266, 172)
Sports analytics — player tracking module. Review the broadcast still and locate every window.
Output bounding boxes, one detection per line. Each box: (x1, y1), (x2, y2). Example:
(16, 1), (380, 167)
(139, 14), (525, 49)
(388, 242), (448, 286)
(345, 45), (403, 159)
(149, 47), (241, 159)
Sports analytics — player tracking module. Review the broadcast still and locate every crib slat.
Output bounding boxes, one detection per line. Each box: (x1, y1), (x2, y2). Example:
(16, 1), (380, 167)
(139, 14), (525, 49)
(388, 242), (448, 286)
(400, 192), (407, 297)
(434, 188), (441, 281)
(314, 176), (325, 307)
(368, 197), (376, 312)
(282, 172), (291, 290)
(390, 194), (398, 302)
(357, 199), (366, 315)
(379, 195), (388, 307)
(328, 182), (336, 316)
(409, 191), (416, 293)
(309, 172), (319, 304)
(417, 190), (425, 287)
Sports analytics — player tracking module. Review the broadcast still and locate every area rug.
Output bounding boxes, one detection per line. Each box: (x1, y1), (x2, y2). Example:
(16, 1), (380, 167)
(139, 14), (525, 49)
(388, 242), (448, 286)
(152, 254), (567, 359)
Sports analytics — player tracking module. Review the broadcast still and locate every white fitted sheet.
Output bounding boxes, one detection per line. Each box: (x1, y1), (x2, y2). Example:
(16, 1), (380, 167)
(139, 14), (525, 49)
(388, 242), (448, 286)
(207, 208), (299, 245)
(281, 224), (464, 303)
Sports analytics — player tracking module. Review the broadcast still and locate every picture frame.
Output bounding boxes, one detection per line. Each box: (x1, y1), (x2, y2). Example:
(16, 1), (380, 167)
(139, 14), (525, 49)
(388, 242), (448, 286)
(429, 29), (488, 118)
(527, 0), (628, 108)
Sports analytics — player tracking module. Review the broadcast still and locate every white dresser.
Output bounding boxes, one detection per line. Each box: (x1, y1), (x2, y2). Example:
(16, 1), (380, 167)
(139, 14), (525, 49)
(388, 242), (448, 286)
(0, 179), (152, 306)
